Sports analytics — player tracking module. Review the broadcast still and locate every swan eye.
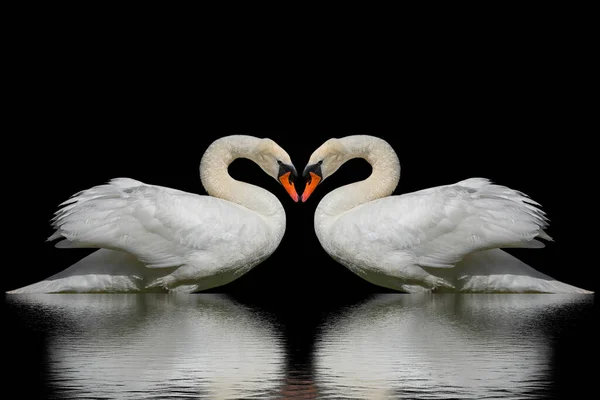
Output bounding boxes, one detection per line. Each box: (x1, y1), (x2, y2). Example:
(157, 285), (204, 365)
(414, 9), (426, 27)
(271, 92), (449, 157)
(277, 160), (283, 165)
(318, 160), (323, 165)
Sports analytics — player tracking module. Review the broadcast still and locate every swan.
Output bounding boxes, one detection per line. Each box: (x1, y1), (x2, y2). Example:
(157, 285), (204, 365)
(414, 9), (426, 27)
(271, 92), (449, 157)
(7, 135), (299, 294)
(300, 135), (593, 294)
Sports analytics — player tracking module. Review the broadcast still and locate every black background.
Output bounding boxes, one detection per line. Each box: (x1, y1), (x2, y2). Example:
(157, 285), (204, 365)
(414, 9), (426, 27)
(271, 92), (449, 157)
(7, 122), (596, 295)
(5, 49), (596, 295)
(4, 9), (597, 398)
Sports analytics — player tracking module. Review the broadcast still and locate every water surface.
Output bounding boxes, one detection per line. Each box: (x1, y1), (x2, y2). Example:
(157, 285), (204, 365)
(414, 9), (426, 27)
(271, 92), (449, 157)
(5, 293), (594, 399)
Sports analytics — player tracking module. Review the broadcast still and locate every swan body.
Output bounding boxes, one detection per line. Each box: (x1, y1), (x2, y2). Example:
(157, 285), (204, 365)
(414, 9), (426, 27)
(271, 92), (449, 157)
(8, 135), (299, 294)
(301, 135), (593, 294)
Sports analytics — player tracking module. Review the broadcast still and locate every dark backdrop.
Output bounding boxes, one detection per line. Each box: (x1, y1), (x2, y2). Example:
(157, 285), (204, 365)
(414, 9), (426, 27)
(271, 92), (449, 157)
(6, 98), (594, 295)
(3, 11), (597, 400)
(5, 15), (595, 296)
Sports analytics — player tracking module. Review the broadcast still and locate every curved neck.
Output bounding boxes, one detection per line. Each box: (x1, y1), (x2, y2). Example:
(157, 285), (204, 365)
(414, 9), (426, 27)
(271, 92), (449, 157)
(319, 136), (401, 216)
(199, 136), (282, 217)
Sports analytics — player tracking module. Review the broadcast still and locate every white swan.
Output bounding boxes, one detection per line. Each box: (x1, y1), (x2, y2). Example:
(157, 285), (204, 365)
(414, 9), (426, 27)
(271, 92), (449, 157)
(301, 135), (593, 294)
(7, 135), (299, 294)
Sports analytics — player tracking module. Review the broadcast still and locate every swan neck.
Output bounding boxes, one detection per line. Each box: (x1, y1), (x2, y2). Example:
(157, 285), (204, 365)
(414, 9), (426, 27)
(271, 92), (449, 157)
(199, 136), (282, 216)
(321, 136), (400, 215)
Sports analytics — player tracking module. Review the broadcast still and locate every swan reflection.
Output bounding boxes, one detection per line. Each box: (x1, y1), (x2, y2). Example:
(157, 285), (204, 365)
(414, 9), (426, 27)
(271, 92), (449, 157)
(8, 294), (286, 399)
(314, 293), (592, 399)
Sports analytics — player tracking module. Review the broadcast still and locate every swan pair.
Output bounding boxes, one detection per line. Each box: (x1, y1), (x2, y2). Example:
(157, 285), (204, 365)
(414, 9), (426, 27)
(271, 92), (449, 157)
(7, 135), (593, 294)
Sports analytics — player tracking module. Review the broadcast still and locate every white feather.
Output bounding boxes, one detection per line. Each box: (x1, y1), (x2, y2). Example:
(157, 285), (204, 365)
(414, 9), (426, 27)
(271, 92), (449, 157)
(49, 178), (272, 270)
(310, 135), (592, 294)
(7, 136), (292, 294)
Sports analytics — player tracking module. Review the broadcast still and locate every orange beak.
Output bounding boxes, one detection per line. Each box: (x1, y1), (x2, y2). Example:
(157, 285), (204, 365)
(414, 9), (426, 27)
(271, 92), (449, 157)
(301, 172), (321, 202)
(279, 172), (299, 202)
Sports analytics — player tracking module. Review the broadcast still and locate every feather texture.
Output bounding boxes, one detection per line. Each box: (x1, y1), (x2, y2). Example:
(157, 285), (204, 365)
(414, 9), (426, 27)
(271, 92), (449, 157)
(309, 135), (592, 294)
(49, 178), (273, 270)
(7, 135), (292, 294)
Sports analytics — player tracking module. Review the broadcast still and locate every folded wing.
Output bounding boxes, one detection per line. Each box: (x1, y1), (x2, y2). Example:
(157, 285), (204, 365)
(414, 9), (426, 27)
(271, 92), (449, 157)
(332, 178), (551, 269)
(49, 178), (269, 269)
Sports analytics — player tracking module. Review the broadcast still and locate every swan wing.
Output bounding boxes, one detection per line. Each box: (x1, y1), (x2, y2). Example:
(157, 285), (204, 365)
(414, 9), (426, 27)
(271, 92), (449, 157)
(49, 178), (270, 269)
(332, 178), (550, 269)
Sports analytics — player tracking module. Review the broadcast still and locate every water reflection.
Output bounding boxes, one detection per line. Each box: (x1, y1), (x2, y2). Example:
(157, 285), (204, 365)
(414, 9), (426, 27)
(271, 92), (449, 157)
(314, 294), (593, 400)
(6, 293), (593, 399)
(7, 294), (286, 399)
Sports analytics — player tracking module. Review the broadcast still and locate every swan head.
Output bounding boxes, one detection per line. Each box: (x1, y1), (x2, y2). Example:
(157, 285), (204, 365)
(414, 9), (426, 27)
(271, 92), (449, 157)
(301, 138), (348, 202)
(253, 138), (299, 202)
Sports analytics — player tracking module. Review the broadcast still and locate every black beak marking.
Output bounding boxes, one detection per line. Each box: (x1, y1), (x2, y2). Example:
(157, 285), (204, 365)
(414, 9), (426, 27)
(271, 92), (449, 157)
(302, 162), (323, 184)
(277, 162), (298, 184)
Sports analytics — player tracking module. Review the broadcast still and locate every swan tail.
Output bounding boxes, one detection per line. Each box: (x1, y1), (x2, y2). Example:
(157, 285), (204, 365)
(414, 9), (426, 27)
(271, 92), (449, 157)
(5, 249), (156, 294)
(54, 240), (99, 249)
(537, 229), (553, 241)
(46, 230), (63, 242)
(452, 249), (593, 294)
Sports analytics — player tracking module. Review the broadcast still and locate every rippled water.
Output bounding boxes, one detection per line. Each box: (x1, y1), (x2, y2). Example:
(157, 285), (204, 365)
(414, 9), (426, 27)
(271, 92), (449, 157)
(5, 293), (594, 399)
